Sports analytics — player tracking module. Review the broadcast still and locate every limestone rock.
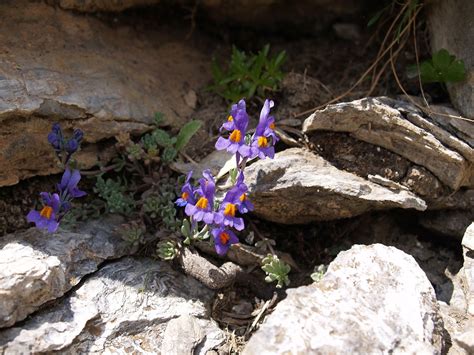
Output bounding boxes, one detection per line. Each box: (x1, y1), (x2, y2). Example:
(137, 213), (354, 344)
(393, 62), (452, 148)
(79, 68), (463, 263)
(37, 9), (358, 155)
(0, 1), (210, 186)
(0, 216), (129, 328)
(0, 257), (224, 354)
(244, 148), (426, 224)
(302, 97), (473, 190)
(55, 0), (160, 12)
(243, 244), (444, 355)
(428, 0), (474, 118)
(462, 223), (474, 316)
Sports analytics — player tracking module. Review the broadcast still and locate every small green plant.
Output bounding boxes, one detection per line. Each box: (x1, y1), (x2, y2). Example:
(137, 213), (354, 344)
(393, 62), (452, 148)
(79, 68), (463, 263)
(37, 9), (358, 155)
(210, 44), (286, 102)
(180, 218), (210, 245)
(408, 48), (466, 84)
(94, 176), (135, 214)
(310, 264), (328, 283)
(157, 240), (179, 260)
(120, 221), (146, 247)
(261, 254), (291, 288)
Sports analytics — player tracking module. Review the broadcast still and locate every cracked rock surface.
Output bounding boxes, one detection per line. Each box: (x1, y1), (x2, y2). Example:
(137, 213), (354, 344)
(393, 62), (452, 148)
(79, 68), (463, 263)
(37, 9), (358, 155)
(0, 257), (224, 354)
(303, 97), (473, 190)
(243, 244), (444, 355)
(0, 0), (210, 186)
(0, 215), (129, 328)
(244, 148), (426, 224)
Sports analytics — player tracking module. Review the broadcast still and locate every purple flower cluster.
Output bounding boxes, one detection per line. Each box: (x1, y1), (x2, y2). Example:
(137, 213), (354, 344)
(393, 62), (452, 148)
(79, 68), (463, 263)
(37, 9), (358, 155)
(215, 99), (278, 162)
(27, 124), (86, 233)
(48, 123), (83, 164)
(176, 99), (276, 255)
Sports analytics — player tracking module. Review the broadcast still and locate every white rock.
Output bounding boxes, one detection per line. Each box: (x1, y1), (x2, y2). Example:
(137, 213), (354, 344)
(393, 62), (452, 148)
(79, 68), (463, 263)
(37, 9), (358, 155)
(0, 216), (129, 328)
(243, 244), (444, 355)
(0, 257), (224, 354)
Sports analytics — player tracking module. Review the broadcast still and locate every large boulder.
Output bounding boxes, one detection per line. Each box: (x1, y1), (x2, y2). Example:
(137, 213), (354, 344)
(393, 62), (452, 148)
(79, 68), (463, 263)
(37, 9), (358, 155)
(0, 257), (224, 354)
(0, 0), (210, 186)
(0, 216), (129, 328)
(244, 148), (426, 224)
(243, 244), (444, 354)
(428, 0), (474, 118)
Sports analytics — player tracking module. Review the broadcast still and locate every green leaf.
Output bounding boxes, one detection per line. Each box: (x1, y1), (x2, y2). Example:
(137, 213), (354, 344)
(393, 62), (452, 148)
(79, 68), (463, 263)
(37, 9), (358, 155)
(417, 49), (466, 83)
(445, 59), (466, 82)
(175, 120), (202, 152)
(162, 146), (178, 163)
(152, 129), (173, 147)
(432, 49), (452, 70)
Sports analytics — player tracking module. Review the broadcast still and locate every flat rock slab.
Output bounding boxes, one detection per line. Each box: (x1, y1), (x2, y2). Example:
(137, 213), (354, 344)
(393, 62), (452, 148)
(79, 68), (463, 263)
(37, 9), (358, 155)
(0, 215), (129, 328)
(0, 257), (224, 354)
(0, 0), (210, 186)
(302, 97), (472, 190)
(244, 148), (426, 224)
(243, 244), (444, 355)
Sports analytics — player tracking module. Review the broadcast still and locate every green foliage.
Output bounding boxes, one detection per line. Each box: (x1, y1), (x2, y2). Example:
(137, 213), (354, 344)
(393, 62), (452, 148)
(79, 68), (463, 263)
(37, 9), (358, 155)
(180, 218), (210, 245)
(156, 240), (179, 260)
(120, 221), (146, 247)
(310, 264), (328, 283)
(209, 44), (286, 102)
(136, 118), (201, 163)
(94, 176), (135, 214)
(261, 254), (291, 288)
(409, 49), (466, 84)
(175, 120), (202, 152)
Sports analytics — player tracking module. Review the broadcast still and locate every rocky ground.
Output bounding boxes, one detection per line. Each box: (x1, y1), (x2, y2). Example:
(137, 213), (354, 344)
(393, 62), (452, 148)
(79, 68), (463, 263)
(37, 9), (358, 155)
(1, 0), (473, 354)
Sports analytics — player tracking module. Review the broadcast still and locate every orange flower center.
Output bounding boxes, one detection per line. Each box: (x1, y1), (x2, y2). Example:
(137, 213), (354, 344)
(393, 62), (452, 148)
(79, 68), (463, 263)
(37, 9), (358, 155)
(227, 115), (233, 122)
(239, 193), (247, 202)
(269, 122), (275, 130)
(181, 192), (189, 200)
(229, 129), (242, 143)
(258, 136), (268, 148)
(196, 197), (208, 209)
(224, 203), (236, 217)
(219, 232), (230, 245)
(40, 206), (53, 219)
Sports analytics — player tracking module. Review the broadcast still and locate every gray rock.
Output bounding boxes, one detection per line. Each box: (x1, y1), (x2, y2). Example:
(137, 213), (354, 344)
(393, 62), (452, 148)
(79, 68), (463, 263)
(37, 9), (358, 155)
(0, 216), (129, 328)
(244, 148), (426, 224)
(437, 223), (474, 355)
(462, 223), (474, 316)
(302, 97), (472, 190)
(0, 1), (210, 186)
(0, 257), (224, 354)
(428, 0), (474, 119)
(243, 244), (444, 355)
(419, 210), (474, 240)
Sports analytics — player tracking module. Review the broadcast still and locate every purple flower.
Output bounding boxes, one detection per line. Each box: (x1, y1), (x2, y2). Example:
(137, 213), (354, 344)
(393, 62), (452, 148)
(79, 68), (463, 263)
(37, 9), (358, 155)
(48, 123), (63, 152)
(215, 101), (252, 157)
(215, 184), (245, 231)
(176, 171), (196, 207)
(212, 227), (239, 255)
(58, 168), (86, 199)
(26, 192), (61, 233)
(235, 172), (254, 214)
(66, 129), (84, 154)
(249, 99), (278, 159)
(185, 169), (217, 224)
(221, 99), (247, 132)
